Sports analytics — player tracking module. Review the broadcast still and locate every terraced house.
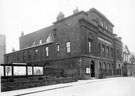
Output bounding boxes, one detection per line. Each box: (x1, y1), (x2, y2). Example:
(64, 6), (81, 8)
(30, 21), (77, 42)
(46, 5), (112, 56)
(3, 8), (123, 79)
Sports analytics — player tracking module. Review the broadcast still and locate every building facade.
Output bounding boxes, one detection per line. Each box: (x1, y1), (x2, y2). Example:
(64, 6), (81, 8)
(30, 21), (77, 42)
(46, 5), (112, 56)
(122, 45), (135, 76)
(4, 8), (123, 79)
(123, 45), (130, 63)
(129, 53), (135, 76)
(0, 35), (6, 64)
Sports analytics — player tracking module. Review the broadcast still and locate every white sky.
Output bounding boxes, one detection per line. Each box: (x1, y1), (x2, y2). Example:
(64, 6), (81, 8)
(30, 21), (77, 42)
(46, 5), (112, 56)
(0, 0), (135, 53)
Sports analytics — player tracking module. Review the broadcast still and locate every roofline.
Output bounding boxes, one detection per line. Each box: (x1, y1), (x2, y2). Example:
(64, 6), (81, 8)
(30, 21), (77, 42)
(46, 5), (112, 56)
(53, 11), (87, 24)
(125, 45), (130, 54)
(20, 25), (53, 38)
(5, 42), (53, 55)
(90, 8), (114, 27)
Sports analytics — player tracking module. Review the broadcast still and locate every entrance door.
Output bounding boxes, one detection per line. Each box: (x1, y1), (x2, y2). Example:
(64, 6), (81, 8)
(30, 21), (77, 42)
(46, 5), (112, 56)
(91, 61), (95, 77)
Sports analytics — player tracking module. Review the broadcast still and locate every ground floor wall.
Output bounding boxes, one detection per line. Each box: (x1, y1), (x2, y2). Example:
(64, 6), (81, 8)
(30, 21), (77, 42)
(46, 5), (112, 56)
(123, 63), (135, 76)
(79, 56), (114, 79)
(49, 56), (115, 79)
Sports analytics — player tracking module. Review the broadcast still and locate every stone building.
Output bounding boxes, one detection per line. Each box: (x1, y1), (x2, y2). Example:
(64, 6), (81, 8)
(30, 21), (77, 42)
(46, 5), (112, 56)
(0, 34), (6, 64)
(122, 45), (135, 76)
(4, 8), (123, 79)
(123, 45), (130, 63)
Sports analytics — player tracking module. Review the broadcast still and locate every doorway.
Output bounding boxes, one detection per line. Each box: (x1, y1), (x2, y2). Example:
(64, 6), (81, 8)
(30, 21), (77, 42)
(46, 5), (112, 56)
(91, 61), (95, 77)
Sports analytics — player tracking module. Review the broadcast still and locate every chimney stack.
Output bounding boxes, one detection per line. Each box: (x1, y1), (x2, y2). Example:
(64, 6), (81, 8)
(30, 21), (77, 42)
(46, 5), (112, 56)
(12, 47), (15, 52)
(73, 7), (79, 14)
(56, 12), (65, 21)
(113, 34), (117, 37)
(118, 37), (122, 41)
(21, 31), (24, 36)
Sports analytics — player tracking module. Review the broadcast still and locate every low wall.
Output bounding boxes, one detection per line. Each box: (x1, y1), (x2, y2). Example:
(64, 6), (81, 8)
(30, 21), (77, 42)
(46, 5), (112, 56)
(1, 76), (77, 92)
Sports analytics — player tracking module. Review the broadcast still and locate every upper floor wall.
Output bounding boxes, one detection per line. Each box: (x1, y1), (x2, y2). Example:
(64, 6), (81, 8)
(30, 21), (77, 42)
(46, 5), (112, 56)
(0, 35), (6, 64)
(114, 37), (123, 62)
(53, 11), (88, 58)
(88, 8), (114, 33)
(4, 43), (54, 64)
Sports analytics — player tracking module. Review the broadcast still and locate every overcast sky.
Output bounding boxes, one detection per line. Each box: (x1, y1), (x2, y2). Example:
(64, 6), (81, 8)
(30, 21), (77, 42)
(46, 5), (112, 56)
(0, 0), (135, 53)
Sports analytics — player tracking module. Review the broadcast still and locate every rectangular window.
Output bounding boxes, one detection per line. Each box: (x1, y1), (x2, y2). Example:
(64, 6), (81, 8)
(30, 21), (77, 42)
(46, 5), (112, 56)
(66, 42), (71, 53)
(106, 24), (108, 30)
(35, 49), (38, 53)
(98, 43), (101, 56)
(45, 47), (49, 56)
(106, 47), (109, 57)
(22, 51), (24, 60)
(0, 66), (4, 76)
(34, 67), (43, 75)
(28, 66), (33, 75)
(111, 48), (113, 58)
(117, 50), (119, 59)
(89, 41), (92, 52)
(14, 66), (26, 76)
(5, 66), (12, 76)
(103, 63), (106, 69)
(102, 45), (105, 56)
(99, 62), (102, 69)
(35, 49), (38, 59)
(86, 67), (90, 74)
(57, 44), (60, 52)
(101, 20), (104, 27)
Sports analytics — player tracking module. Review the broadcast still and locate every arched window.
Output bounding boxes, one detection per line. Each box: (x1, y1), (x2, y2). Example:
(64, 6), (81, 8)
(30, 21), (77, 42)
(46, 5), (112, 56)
(45, 47), (49, 56)
(33, 41), (35, 46)
(104, 62), (106, 69)
(56, 43), (60, 52)
(108, 63), (110, 69)
(39, 39), (42, 44)
(46, 33), (54, 43)
(88, 40), (92, 52)
(99, 62), (102, 69)
(88, 33), (93, 53)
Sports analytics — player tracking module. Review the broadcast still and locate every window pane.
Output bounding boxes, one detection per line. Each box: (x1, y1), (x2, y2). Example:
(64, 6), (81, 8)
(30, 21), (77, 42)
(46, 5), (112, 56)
(66, 42), (71, 53)
(14, 66), (26, 76)
(89, 41), (92, 52)
(5, 66), (12, 76)
(28, 66), (32, 75)
(0, 66), (4, 76)
(46, 47), (49, 56)
(57, 44), (60, 52)
(86, 68), (90, 74)
(39, 40), (42, 44)
(34, 67), (43, 75)
(67, 42), (70, 47)
(67, 47), (71, 53)
(35, 49), (38, 53)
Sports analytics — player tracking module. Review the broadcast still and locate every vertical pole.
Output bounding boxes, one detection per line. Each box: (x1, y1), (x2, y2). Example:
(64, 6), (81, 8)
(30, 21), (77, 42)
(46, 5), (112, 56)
(32, 65), (34, 75)
(4, 65), (6, 77)
(12, 65), (14, 76)
(26, 65), (28, 76)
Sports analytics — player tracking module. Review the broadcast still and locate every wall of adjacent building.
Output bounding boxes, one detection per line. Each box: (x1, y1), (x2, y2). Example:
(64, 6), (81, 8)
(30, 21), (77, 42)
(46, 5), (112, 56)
(0, 35), (6, 64)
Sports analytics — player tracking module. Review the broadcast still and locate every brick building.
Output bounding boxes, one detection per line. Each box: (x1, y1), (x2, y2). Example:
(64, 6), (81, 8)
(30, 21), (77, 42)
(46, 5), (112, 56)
(4, 8), (123, 79)
(0, 34), (6, 64)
